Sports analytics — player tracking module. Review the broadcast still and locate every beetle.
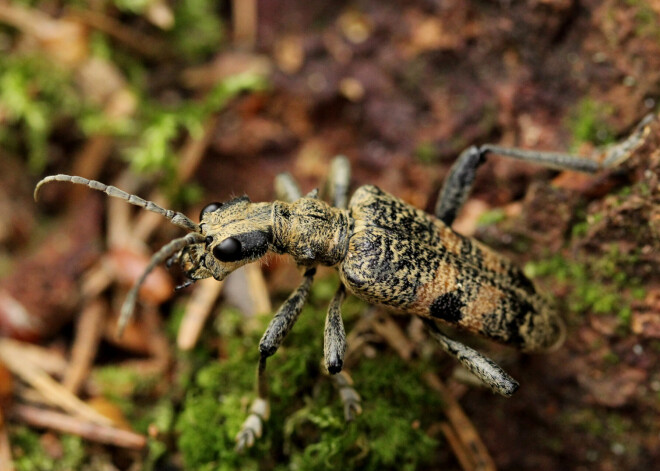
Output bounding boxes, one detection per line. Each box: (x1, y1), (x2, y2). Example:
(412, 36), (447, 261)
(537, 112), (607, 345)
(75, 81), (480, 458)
(34, 113), (653, 450)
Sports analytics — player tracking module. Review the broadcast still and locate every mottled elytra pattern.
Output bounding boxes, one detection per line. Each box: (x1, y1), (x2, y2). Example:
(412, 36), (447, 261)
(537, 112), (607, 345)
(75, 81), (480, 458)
(341, 185), (563, 352)
(430, 292), (465, 323)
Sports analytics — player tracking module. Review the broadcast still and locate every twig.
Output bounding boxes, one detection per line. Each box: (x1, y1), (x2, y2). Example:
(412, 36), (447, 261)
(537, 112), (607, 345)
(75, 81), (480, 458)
(232, 0), (258, 48)
(439, 422), (475, 471)
(63, 300), (106, 394)
(178, 277), (224, 350)
(244, 263), (272, 315)
(424, 373), (496, 471)
(0, 340), (112, 426)
(68, 136), (113, 203)
(0, 339), (67, 378)
(142, 305), (171, 374)
(71, 9), (167, 58)
(370, 312), (415, 361)
(80, 264), (114, 301)
(10, 404), (146, 449)
(107, 173), (141, 249)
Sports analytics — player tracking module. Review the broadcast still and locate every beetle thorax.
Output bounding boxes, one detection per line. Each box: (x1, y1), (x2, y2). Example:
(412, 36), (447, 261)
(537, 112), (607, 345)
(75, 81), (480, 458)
(271, 198), (350, 267)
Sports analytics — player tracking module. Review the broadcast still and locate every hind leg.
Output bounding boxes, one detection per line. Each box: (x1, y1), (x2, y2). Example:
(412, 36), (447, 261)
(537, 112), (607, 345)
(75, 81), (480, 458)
(436, 114), (654, 226)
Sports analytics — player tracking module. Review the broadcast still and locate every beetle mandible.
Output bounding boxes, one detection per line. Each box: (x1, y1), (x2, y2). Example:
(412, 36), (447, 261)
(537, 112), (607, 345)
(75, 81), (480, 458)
(34, 113), (654, 450)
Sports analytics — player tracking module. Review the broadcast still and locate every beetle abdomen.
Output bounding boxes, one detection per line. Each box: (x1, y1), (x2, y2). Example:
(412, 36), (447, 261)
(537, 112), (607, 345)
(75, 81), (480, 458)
(340, 185), (565, 352)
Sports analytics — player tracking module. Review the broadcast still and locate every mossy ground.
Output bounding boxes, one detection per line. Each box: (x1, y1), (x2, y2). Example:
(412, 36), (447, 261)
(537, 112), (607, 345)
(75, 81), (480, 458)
(174, 277), (444, 471)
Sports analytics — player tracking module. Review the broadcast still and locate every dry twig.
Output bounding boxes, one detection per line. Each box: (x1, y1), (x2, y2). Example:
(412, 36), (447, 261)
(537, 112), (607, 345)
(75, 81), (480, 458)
(10, 404), (146, 450)
(63, 300), (106, 395)
(177, 277), (224, 350)
(0, 339), (111, 426)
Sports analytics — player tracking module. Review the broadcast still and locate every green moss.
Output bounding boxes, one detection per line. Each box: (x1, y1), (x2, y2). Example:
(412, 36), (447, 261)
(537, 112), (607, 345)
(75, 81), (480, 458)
(567, 98), (615, 148)
(524, 248), (645, 326)
(10, 427), (85, 471)
(124, 72), (268, 198)
(169, 0), (226, 60)
(477, 208), (506, 227)
(414, 141), (439, 163)
(94, 365), (161, 400)
(0, 53), (100, 172)
(176, 277), (442, 470)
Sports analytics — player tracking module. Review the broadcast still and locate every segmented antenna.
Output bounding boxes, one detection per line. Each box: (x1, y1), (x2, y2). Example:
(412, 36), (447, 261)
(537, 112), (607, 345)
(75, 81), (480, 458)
(118, 232), (206, 336)
(34, 174), (201, 232)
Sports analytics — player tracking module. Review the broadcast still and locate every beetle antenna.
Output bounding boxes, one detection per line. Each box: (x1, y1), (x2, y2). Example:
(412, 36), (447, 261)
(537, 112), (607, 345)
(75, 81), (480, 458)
(117, 232), (206, 337)
(34, 174), (201, 232)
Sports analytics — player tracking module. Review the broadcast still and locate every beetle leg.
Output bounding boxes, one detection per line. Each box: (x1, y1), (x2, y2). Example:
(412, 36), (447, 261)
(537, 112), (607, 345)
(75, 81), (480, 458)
(326, 156), (351, 209)
(323, 284), (347, 374)
(274, 172), (303, 203)
(235, 267), (316, 452)
(324, 366), (362, 422)
(321, 284), (361, 422)
(436, 113), (655, 226)
(422, 318), (519, 397)
(435, 146), (487, 226)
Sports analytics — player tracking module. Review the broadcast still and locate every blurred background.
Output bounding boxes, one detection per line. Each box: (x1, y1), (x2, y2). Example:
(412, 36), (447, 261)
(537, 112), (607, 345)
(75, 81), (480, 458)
(0, 1), (658, 470)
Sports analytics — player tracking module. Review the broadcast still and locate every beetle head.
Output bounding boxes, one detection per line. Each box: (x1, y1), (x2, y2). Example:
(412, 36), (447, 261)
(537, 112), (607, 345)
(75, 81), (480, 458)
(171, 196), (273, 284)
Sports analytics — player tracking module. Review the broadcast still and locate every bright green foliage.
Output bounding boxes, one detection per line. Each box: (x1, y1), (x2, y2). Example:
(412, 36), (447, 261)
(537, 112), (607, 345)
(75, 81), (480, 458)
(113, 0), (152, 14)
(176, 277), (442, 470)
(0, 2), (262, 180)
(125, 72), (268, 198)
(0, 54), (94, 172)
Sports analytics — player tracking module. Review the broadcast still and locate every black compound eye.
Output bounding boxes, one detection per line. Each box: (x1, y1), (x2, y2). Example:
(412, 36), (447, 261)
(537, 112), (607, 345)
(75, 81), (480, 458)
(199, 202), (223, 221)
(212, 237), (242, 262)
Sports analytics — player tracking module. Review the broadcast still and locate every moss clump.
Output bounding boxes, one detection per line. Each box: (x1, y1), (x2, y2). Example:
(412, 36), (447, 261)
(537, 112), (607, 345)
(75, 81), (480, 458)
(0, 53), (97, 172)
(10, 427), (85, 471)
(176, 276), (443, 470)
(567, 98), (615, 148)
(524, 246), (645, 326)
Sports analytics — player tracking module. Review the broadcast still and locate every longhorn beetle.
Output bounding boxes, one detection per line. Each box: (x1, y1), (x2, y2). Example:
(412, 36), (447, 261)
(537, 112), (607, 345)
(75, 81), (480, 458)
(35, 114), (654, 451)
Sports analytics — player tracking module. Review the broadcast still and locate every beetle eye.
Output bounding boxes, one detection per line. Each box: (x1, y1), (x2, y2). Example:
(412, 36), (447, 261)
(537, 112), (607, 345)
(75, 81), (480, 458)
(212, 237), (242, 262)
(199, 202), (223, 221)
